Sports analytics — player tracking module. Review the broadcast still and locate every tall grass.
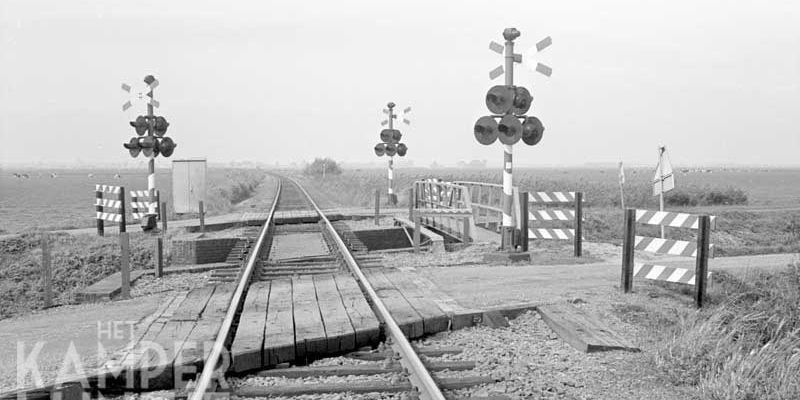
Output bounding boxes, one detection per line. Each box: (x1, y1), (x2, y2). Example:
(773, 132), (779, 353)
(0, 232), (169, 319)
(654, 264), (800, 399)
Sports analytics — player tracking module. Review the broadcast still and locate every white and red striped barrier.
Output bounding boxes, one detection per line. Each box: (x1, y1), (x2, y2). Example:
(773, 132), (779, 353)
(522, 191), (585, 256)
(528, 191), (578, 203)
(633, 263), (704, 286)
(621, 208), (714, 308)
(95, 184), (126, 236)
(635, 210), (717, 230)
(634, 236), (715, 258)
(130, 189), (160, 220)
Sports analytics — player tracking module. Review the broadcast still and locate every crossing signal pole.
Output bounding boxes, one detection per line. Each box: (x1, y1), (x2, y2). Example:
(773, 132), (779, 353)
(121, 75), (177, 231)
(374, 102), (410, 206)
(474, 28), (551, 250)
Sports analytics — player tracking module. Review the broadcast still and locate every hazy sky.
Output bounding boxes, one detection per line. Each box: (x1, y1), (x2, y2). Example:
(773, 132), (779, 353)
(1, 0), (799, 167)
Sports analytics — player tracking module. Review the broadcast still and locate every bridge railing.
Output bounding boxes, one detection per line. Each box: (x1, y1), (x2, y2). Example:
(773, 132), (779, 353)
(412, 179), (476, 243)
(453, 181), (510, 233)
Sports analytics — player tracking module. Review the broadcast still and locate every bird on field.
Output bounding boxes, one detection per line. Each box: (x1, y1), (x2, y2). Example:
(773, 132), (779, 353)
(114, 173), (121, 179)
(87, 173), (94, 178)
(12, 173), (20, 179)
(49, 172), (58, 178)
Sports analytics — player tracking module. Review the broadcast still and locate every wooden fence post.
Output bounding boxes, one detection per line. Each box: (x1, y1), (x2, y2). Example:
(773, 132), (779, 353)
(119, 187), (126, 233)
(96, 188), (104, 236)
(155, 190), (161, 221)
(574, 192), (583, 257)
(408, 187), (414, 220)
(41, 232), (52, 308)
(155, 237), (164, 278)
(621, 208), (636, 293)
(119, 232), (131, 300)
(199, 201), (205, 233)
(413, 214), (421, 253)
(374, 189), (380, 226)
(520, 192), (529, 252)
(695, 215), (711, 308)
(161, 201), (168, 233)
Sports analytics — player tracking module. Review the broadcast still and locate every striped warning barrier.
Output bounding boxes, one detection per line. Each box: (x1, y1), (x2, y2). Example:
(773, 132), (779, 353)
(95, 184), (126, 236)
(634, 236), (716, 258)
(621, 208), (714, 308)
(635, 210), (717, 230)
(130, 189), (160, 220)
(528, 228), (575, 240)
(633, 263), (704, 286)
(528, 191), (580, 203)
(529, 209), (575, 221)
(523, 191), (585, 257)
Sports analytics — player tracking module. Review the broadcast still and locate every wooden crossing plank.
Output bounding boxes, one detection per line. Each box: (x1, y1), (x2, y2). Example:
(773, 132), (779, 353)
(537, 303), (639, 353)
(406, 273), (484, 330)
(263, 279), (295, 366)
(231, 281), (270, 373)
(382, 270), (449, 335)
(333, 274), (380, 347)
(364, 269), (424, 338)
(171, 286), (217, 321)
(139, 286), (217, 389)
(177, 285), (235, 374)
(313, 274), (356, 353)
(292, 275), (328, 361)
(117, 291), (189, 375)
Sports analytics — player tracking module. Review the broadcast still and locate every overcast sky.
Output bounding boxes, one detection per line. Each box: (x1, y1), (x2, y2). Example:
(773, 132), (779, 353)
(1, 0), (798, 168)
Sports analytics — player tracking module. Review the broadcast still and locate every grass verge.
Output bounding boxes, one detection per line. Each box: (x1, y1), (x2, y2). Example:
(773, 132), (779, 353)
(649, 263), (800, 399)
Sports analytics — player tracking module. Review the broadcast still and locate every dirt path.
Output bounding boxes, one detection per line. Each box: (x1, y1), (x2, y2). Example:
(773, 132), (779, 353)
(418, 246), (799, 309)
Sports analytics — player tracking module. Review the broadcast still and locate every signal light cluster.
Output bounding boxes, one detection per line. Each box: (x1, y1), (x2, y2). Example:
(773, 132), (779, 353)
(375, 128), (408, 157)
(474, 85), (544, 146)
(123, 115), (177, 158)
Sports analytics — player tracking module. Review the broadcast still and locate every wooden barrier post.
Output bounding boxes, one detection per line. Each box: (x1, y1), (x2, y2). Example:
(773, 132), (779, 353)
(199, 200), (205, 233)
(119, 187), (126, 233)
(520, 192), (529, 252)
(413, 214), (421, 253)
(408, 187), (414, 220)
(96, 188), (104, 236)
(376, 190), (382, 224)
(41, 232), (52, 308)
(621, 208), (636, 293)
(695, 215), (710, 308)
(119, 232), (131, 300)
(574, 192), (583, 257)
(155, 237), (164, 278)
(155, 190), (161, 221)
(161, 201), (168, 233)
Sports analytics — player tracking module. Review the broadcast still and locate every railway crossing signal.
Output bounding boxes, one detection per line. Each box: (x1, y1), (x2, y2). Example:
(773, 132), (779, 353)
(474, 28), (552, 250)
(374, 102), (410, 206)
(121, 74), (176, 231)
(123, 115), (175, 158)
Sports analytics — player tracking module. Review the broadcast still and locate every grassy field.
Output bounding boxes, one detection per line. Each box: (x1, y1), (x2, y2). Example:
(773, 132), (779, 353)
(297, 166), (800, 255)
(0, 168), (267, 234)
(619, 264), (800, 399)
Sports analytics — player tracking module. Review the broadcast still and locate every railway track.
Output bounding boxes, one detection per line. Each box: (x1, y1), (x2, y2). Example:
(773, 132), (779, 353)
(0, 175), (498, 400)
(192, 176), (494, 400)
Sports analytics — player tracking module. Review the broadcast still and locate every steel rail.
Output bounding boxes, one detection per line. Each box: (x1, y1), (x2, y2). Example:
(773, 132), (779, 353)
(288, 176), (446, 400)
(189, 178), (282, 400)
